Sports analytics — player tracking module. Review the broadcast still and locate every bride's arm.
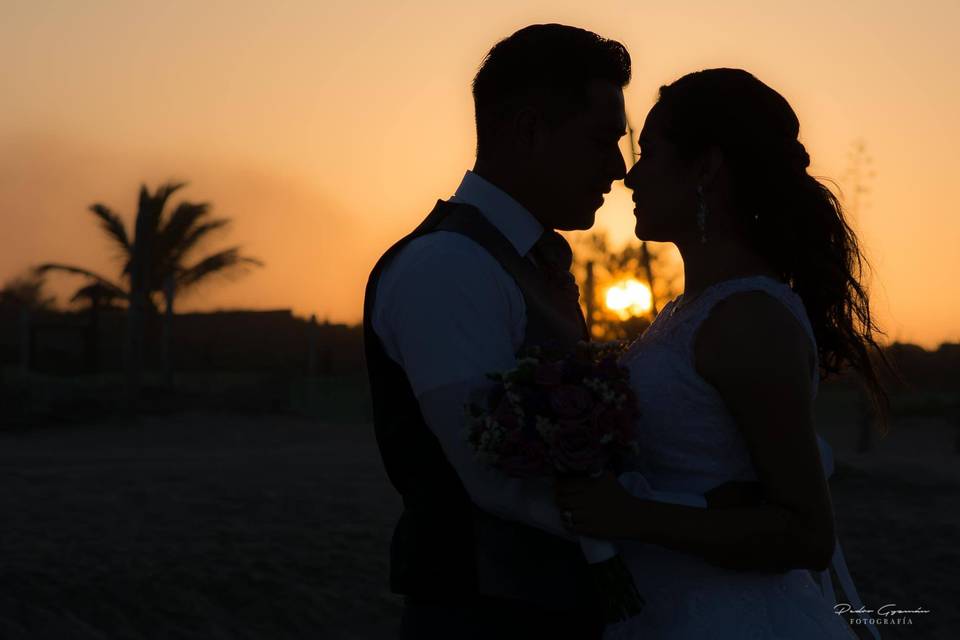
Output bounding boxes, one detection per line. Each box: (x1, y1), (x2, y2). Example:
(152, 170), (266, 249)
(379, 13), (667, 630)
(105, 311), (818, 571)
(557, 292), (836, 572)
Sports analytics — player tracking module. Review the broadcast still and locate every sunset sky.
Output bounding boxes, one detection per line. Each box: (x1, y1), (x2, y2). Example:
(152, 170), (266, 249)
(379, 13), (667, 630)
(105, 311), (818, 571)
(2, 0), (958, 348)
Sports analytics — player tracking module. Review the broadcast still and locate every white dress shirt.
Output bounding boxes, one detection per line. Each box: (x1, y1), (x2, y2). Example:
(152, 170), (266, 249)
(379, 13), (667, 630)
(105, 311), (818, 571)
(372, 170), (705, 542)
(373, 170), (541, 396)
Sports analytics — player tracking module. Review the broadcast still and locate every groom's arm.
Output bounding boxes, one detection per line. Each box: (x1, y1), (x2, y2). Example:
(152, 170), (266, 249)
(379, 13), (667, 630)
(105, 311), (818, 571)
(373, 237), (576, 540)
(418, 380), (576, 540)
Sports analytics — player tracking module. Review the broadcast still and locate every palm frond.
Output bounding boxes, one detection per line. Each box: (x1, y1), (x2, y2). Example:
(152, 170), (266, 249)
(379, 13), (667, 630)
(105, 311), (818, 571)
(160, 201), (210, 245)
(153, 182), (188, 227)
(168, 219), (230, 267)
(176, 248), (263, 290)
(88, 204), (131, 254)
(0, 272), (57, 310)
(155, 181), (188, 202)
(134, 181), (187, 244)
(130, 182), (185, 282)
(153, 201), (212, 276)
(70, 282), (126, 306)
(35, 263), (128, 299)
(146, 181), (187, 223)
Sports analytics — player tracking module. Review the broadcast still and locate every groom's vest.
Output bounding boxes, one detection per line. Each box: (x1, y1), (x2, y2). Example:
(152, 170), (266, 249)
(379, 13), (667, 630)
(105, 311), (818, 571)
(362, 200), (597, 614)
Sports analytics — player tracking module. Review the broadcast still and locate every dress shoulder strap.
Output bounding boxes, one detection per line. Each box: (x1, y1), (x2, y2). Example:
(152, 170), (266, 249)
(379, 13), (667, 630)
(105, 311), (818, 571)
(668, 276), (820, 393)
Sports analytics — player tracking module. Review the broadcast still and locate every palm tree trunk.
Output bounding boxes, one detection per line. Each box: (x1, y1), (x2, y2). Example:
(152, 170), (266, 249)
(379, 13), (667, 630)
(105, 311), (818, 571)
(162, 273), (175, 388)
(125, 200), (157, 411)
(125, 290), (145, 409)
(84, 294), (101, 373)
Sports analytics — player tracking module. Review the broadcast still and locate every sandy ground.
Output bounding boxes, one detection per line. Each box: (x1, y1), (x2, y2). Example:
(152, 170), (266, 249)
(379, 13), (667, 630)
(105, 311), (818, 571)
(0, 391), (957, 639)
(1, 412), (402, 639)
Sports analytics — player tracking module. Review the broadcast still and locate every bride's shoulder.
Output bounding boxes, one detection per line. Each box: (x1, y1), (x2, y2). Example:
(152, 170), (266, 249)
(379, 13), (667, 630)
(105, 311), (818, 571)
(694, 290), (814, 377)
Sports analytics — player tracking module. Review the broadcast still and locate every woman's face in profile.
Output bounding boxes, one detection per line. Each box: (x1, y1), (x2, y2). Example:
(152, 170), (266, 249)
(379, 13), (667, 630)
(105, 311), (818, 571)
(624, 106), (699, 244)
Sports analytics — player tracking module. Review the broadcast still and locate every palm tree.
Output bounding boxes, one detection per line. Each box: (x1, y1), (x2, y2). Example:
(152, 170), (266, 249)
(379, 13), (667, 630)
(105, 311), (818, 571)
(0, 271), (57, 311)
(1, 271), (57, 372)
(38, 182), (262, 395)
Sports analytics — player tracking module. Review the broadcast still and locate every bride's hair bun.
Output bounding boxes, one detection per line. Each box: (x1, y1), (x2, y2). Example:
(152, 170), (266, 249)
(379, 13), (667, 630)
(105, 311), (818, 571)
(650, 68), (892, 420)
(785, 139), (811, 172)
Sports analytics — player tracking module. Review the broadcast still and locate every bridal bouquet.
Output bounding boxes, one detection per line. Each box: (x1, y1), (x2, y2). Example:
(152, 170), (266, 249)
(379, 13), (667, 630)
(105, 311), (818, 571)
(465, 341), (645, 623)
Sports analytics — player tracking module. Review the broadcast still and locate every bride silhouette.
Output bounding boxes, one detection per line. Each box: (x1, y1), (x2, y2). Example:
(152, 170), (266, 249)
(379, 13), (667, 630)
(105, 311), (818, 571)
(556, 68), (888, 639)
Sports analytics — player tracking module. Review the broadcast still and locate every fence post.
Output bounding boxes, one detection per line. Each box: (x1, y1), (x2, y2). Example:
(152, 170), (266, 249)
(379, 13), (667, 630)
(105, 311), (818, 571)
(639, 241), (659, 317)
(584, 261), (595, 338)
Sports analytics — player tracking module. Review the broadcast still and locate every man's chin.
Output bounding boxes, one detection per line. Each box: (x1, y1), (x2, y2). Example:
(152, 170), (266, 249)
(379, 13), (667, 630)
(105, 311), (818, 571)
(553, 213), (597, 232)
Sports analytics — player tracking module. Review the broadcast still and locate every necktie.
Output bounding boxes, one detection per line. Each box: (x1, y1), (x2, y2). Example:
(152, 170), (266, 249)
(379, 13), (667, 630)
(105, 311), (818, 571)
(529, 230), (581, 303)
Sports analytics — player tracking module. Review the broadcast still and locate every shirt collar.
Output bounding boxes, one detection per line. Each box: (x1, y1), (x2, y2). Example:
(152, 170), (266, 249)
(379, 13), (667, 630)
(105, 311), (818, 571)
(449, 170), (543, 257)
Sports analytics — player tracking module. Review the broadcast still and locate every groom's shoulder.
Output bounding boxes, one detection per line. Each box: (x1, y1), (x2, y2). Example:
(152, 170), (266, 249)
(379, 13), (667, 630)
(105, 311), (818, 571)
(381, 229), (501, 284)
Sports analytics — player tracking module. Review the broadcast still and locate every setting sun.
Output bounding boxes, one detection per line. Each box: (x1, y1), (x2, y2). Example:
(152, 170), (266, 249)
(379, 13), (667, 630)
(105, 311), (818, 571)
(604, 279), (653, 320)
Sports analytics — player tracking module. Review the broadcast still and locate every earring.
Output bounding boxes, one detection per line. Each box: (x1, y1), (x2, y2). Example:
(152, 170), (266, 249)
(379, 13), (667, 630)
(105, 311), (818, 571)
(696, 185), (708, 244)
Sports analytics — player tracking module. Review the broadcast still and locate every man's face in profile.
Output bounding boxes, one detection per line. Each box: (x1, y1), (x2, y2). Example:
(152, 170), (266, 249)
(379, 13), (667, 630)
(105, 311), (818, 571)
(533, 79), (627, 231)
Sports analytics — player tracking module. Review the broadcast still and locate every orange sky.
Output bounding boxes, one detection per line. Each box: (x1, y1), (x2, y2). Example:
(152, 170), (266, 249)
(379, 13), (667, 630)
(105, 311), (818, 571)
(2, 0), (958, 348)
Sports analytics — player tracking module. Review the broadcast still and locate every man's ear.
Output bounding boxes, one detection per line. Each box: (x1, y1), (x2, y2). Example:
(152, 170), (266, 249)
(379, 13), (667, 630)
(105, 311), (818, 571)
(512, 106), (545, 154)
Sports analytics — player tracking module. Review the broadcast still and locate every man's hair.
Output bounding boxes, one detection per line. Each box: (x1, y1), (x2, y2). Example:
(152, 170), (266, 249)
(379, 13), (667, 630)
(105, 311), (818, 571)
(472, 24), (631, 154)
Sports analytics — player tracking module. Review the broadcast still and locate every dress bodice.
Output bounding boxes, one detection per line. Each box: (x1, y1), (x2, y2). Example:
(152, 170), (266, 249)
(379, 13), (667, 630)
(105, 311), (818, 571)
(620, 275), (820, 495)
(607, 276), (861, 639)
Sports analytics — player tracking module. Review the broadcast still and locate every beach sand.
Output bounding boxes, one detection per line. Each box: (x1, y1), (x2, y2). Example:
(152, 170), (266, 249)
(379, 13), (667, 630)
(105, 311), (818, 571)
(0, 391), (956, 638)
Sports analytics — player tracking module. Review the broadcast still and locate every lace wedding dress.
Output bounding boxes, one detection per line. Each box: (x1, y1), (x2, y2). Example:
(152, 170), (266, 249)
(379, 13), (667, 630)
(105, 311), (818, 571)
(607, 276), (875, 640)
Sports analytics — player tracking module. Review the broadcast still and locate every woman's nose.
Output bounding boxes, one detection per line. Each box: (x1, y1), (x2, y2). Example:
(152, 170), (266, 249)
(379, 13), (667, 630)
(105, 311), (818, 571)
(623, 161), (639, 190)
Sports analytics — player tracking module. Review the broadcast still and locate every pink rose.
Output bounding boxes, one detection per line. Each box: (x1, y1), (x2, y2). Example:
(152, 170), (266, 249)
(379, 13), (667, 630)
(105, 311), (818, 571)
(534, 362), (565, 386)
(497, 412), (521, 432)
(548, 385), (595, 419)
(596, 355), (621, 378)
(492, 396), (521, 431)
(498, 436), (548, 477)
(549, 418), (607, 474)
(591, 406), (636, 447)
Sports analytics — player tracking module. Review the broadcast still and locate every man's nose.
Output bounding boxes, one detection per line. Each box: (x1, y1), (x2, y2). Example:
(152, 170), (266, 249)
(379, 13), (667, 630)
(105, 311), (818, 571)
(611, 147), (627, 182)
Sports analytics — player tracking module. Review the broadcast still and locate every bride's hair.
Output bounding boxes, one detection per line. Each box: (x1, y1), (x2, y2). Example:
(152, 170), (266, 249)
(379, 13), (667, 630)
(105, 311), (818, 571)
(655, 68), (891, 418)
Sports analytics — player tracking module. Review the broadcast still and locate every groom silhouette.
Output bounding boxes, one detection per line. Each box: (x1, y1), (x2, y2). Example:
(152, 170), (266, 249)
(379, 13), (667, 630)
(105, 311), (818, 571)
(363, 24), (630, 639)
